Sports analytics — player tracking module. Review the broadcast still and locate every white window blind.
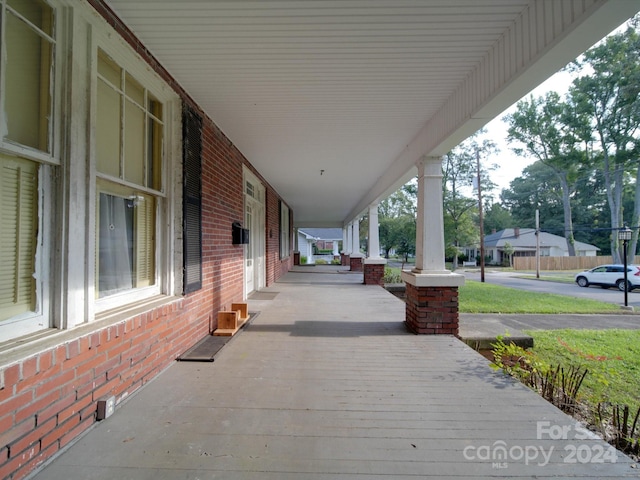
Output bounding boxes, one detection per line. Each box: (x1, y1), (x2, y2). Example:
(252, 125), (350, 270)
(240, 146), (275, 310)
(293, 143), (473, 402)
(0, 156), (37, 321)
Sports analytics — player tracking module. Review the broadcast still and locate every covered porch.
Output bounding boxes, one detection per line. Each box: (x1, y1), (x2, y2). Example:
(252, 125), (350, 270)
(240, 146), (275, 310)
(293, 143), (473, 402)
(100, 0), (640, 333)
(3, 2), (640, 478)
(32, 267), (635, 479)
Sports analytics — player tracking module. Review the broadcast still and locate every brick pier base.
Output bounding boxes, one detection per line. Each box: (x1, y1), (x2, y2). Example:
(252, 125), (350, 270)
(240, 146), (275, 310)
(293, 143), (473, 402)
(405, 283), (459, 335)
(364, 262), (385, 285)
(340, 253), (350, 267)
(349, 256), (363, 272)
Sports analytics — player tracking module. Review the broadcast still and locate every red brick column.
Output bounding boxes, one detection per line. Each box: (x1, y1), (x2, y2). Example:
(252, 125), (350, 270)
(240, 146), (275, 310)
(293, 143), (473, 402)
(350, 255), (363, 272)
(405, 283), (459, 335)
(363, 261), (385, 285)
(341, 253), (350, 266)
(294, 251), (300, 265)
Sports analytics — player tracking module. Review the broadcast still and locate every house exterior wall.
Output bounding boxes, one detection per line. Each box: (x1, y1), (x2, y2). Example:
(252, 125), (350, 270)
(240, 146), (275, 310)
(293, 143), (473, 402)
(295, 233), (316, 263)
(0, 2), (292, 479)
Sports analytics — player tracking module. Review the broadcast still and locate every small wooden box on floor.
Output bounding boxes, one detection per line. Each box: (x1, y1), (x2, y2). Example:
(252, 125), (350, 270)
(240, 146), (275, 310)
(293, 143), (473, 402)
(213, 303), (250, 336)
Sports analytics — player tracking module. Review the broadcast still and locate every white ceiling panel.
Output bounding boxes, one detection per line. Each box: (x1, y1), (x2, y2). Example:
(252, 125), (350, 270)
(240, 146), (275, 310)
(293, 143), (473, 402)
(104, 0), (640, 226)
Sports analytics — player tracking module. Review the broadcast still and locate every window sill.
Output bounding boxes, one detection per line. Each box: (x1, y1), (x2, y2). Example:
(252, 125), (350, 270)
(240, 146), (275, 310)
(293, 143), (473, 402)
(0, 295), (183, 368)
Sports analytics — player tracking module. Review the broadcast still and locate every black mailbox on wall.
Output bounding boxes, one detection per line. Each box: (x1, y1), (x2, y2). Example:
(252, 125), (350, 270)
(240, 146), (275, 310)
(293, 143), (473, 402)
(232, 221), (250, 245)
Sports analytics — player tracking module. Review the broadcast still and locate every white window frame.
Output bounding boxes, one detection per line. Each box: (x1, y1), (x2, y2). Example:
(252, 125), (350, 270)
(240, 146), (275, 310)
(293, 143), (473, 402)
(0, 0), (60, 165)
(0, 0), (183, 349)
(91, 39), (179, 316)
(0, 0), (59, 342)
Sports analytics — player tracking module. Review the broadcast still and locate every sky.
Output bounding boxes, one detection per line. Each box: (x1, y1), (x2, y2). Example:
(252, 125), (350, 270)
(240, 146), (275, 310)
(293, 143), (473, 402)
(479, 69), (574, 193)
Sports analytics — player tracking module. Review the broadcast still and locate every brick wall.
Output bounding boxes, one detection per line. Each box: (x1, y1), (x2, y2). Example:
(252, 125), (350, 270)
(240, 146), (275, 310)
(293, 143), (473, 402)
(201, 119), (245, 311)
(0, 1), (292, 478)
(0, 298), (207, 480)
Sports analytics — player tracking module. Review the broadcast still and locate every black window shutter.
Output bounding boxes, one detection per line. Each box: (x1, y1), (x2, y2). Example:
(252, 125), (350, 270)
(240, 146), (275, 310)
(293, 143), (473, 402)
(278, 199), (282, 259)
(183, 105), (203, 294)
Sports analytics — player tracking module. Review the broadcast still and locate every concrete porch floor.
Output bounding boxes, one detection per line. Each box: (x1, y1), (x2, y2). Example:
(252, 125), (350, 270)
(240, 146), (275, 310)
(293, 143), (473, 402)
(30, 266), (638, 479)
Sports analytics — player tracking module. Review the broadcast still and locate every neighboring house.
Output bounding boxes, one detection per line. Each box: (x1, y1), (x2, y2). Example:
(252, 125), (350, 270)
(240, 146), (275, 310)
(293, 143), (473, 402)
(463, 228), (600, 265)
(297, 228), (343, 263)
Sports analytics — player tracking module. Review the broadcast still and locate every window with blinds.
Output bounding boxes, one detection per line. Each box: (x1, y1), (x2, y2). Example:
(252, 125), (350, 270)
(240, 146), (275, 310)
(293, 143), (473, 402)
(0, 156), (38, 322)
(0, 0), (55, 333)
(96, 184), (156, 298)
(95, 50), (162, 299)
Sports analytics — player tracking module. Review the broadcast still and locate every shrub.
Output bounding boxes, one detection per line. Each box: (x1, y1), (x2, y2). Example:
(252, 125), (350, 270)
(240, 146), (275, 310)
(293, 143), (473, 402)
(383, 267), (402, 283)
(491, 335), (587, 414)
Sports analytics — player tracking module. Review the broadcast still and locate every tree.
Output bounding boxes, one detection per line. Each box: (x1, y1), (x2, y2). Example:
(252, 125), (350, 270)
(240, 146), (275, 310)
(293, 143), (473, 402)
(395, 217), (416, 266)
(442, 131), (498, 269)
(501, 161), (565, 233)
(442, 149), (477, 267)
(568, 23), (640, 262)
(379, 182), (417, 218)
(501, 158), (614, 254)
(379, 182), (417, 259)
(502, 242), (515, 267)
(505, 91), (582, 255)
(483, 202), (513, 235)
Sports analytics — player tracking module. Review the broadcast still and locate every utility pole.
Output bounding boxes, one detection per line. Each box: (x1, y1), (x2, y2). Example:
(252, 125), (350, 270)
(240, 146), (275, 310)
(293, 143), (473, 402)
(476, 149), (485, 282)
(535, 210), (540, 279)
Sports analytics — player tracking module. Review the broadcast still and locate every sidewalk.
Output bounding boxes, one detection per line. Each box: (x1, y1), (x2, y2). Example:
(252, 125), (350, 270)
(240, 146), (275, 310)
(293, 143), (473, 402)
(30, 268), (639, 479)
(459, 312), (640, 350)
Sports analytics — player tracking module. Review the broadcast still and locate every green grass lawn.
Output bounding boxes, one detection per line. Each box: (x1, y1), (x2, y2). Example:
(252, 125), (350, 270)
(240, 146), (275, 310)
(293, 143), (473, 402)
(525, 329), (640, 407)
(459, 280), (621, 313)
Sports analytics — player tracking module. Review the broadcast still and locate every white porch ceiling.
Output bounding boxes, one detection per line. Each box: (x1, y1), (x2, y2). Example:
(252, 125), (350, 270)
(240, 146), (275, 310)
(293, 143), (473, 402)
(104, 0), (639, 227)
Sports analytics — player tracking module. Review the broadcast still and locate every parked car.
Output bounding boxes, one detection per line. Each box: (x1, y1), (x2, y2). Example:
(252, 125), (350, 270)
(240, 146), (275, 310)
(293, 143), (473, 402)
(575, 264), (640, 291)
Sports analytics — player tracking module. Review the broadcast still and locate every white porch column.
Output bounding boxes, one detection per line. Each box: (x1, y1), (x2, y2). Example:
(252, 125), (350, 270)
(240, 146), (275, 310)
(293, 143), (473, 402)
(346, 222), (353, 255)
(351, 218), (361, 256)
(341, 227), (348, 254)
(364, 202), (386, 285)
(293, 227), (300, 265)
(367, 202), (381, 259)
(413, 156), (448, 274)
(332, 241), (340, 256)
(402, 156), (464, 335)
